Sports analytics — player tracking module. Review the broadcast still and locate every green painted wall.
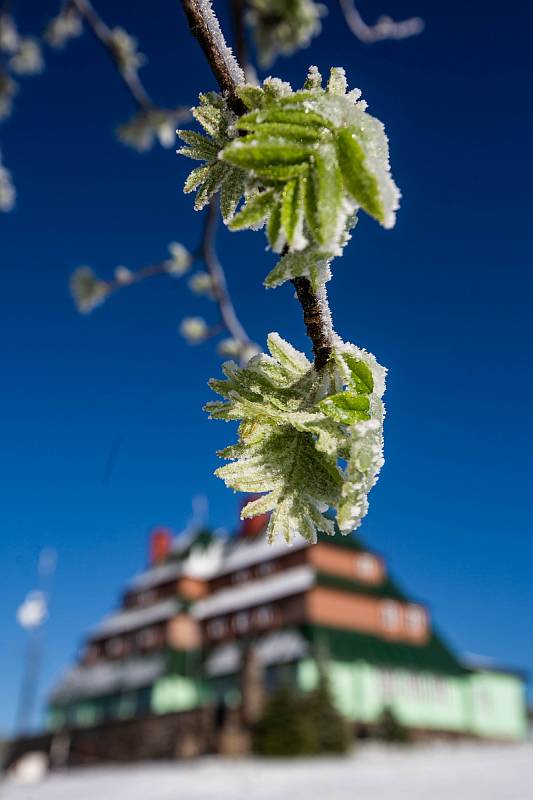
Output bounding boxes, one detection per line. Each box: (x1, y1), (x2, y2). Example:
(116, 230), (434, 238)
(466, 671), (527, 739)
(298, 659), (526, 739)
(150, 675), (204, 714)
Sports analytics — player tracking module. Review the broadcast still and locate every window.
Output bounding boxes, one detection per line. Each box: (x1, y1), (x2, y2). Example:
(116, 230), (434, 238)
(255, 605), (274, 628)
(105, 637), (124, 658)
(257, 561), (275, 578)
(234, 611), (250, 634)
(381, 601), (400, 630)
(405, 605), (425, 634)
(136, 627), (159, 649)
(232, 569), (251, 584)
(207, 618), (226, 639)
(356, 554), (377, 580)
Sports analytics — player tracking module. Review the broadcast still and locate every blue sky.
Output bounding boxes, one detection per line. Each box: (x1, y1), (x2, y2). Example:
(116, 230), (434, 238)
(1, 0), (532, 733)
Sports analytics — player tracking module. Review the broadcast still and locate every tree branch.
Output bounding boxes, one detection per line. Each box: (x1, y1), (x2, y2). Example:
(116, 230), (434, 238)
(338, 0), (424, 44)
(179, 0), (334, 368)
(200, 196), (251, 347)
(180, 0), (246, 116)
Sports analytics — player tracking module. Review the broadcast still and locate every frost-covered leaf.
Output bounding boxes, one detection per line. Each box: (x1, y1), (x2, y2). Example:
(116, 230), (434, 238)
(318, 391), (370, 424)
(207, 332), (386, 544)
(228, 189), (277, 230)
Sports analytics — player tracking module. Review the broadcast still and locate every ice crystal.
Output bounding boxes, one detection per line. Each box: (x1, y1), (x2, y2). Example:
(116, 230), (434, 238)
(206, 332), (385, 543)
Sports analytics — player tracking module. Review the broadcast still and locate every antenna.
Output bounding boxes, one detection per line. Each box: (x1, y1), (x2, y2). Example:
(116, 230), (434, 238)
(14, 548), (57, 735)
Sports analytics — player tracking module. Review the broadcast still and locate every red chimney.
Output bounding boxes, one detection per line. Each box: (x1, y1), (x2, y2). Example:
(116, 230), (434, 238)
(149, 528), (172, 565)
(238, 497), (270, 538)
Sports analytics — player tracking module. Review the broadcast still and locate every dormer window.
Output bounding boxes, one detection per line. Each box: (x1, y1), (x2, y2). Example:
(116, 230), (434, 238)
(405, 605), (426, 634)
(381, 601), (400, 630)
(356, 554), (377, 581)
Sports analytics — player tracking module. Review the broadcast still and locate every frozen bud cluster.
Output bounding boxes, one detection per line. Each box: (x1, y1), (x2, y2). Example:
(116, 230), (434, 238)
(44, 9), (83, 49)
(180, 316), (208, 344)
(165, 242), (192, 275)
(0, 71), (18, 121)
(0, 156), (15, 212)
(116, 109), (176, 152)
(114, 266), (133, 285)
(246, 0), (325, 67)
(70, 266), (110, 314)
(188, 271), (214, 297)
(9, 38), (44, 75)
(0, 14), (19, 53)
(109, 27), (145, 73)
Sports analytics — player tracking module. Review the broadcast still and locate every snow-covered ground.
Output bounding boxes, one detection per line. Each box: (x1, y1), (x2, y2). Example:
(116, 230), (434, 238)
(3, 742), (532, 800)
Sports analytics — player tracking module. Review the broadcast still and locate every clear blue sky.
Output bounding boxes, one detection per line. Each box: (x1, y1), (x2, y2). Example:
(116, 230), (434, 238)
(1, 0), (532, 733)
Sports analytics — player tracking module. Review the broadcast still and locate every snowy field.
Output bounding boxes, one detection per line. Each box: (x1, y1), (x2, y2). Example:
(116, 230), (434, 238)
(3, 742), (532, 800)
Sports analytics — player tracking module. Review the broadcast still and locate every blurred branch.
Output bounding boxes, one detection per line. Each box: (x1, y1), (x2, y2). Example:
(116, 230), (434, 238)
(65, 0), (189, 124)
(73, 198), (253, 353)
(338, 0), (424, 43)
(200, 196), (251, 347)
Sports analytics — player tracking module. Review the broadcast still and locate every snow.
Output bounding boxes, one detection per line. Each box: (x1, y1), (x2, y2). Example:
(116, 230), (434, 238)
(89, 598), (182, 638)
(193, 566), (315, 619)
(49, 654), (165, 703)
(4, 742), (532, 799)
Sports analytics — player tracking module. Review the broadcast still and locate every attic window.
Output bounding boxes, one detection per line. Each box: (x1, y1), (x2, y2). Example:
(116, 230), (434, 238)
(381, 601), (400, 630)
(405, 605), (425, 634)
(356, 554), (377, 581)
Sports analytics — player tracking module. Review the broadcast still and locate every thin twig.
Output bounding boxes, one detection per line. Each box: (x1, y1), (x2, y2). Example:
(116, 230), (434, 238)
(179, 0), (334, 368)
(96, 200), (252, 350)
(338, 0), (424, 44)
(199, 197), (251, 346)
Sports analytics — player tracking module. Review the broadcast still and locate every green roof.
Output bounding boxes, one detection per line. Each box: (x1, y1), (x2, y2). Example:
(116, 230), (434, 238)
(300, 624), (467, 676)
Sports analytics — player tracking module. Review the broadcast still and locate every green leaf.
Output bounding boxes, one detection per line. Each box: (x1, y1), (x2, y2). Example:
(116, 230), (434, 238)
(318, 391), (370, 424)
(222, 138), (311, 170)
(184, 164), (211, 194)
(267, 200), (283, 250)
(177, 130), (219, 161)
(335, 127), (384, 223)
(219, 167), (246, 222)
(228, 189), (277, 230)
(281, 178), (301, 246)
(306, 146), (343, 250)
(340, 353), (374, 394)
